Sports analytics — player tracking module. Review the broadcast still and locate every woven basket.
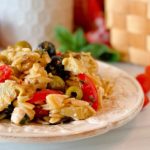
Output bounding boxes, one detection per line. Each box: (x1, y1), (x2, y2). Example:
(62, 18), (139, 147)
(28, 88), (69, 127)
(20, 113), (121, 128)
(105, 0), (150, 65)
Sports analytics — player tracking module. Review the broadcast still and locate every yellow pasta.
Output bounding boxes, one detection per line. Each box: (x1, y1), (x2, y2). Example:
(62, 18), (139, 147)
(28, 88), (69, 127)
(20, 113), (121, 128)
(24, 63), (51, 90)
(0, 80), (18, 111)
(45, 94), (96, 123)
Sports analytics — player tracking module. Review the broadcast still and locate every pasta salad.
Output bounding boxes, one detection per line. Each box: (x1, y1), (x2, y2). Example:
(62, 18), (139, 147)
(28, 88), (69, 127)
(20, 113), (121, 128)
(0, 41), (112, 125)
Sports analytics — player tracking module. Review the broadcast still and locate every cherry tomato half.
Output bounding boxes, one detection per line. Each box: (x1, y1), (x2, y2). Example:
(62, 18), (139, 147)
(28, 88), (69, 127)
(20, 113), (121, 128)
(0, 65), (12, 83)
(78, 73), (99, 111)
(28, 89), (63, 105)
(136, 74), (150, 94)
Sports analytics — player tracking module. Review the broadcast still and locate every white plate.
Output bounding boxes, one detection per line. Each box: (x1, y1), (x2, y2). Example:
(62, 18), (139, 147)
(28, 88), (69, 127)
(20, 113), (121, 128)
(0, 61), (144, 143)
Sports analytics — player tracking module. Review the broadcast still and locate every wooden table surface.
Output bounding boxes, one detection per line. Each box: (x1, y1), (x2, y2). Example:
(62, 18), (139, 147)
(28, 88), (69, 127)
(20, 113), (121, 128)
(0, 62), (149, 150)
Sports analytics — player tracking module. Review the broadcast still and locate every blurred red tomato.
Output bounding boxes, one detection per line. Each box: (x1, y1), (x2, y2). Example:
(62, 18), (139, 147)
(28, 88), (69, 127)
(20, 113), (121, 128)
(74, 0), (104, 31)
(74, 0), (110, 45)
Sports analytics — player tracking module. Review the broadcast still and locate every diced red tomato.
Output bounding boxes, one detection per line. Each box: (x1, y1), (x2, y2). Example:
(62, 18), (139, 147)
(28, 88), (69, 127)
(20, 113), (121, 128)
(78, 73), (99, 111)
(136, 74), (150, 93)
(0, 65), (12, 83)
(28, 89), (63, 105)
(143, 95), (149, 108)
(34, 107), (49, 118)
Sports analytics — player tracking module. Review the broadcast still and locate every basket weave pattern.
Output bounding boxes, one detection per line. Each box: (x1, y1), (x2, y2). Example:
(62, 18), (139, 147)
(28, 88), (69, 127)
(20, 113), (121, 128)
(105, 0), (150, 65)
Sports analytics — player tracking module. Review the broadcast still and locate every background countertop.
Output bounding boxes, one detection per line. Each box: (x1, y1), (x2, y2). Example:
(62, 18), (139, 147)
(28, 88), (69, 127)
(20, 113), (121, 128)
(0, 62), (149, 150)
